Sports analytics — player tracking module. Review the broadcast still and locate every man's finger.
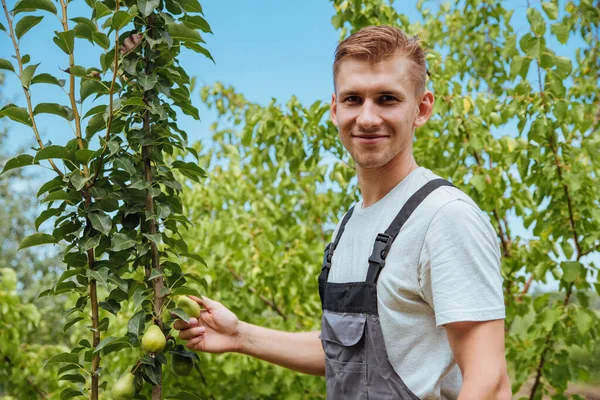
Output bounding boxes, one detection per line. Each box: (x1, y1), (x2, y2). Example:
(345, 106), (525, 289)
(173, 318), (198, 330)
(190, 295), (217, 310)
(179, 327), (206, 340)
(186, 335), (204, 349)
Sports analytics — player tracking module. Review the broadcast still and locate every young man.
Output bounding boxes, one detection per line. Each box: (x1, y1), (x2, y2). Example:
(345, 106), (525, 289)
(174, 26), (511, 399)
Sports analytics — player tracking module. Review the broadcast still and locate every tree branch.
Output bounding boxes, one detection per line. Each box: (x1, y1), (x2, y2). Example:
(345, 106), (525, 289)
(1, 0), (63, 177)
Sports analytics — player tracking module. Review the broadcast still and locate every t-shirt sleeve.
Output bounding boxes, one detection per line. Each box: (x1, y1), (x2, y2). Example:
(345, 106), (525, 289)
(418, 198), (506, 326)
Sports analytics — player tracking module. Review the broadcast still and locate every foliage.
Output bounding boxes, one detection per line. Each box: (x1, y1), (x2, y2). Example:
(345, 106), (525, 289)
(1, 0), (599, 399)
(0, 0), (213, 399)
(177, 0), (600, 398)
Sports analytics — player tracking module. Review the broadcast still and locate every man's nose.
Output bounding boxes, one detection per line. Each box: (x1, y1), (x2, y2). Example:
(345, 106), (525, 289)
(356, 101), (382, 130)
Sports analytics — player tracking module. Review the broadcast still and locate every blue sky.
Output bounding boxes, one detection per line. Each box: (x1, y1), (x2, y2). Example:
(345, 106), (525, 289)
(1, 1), (596, 290)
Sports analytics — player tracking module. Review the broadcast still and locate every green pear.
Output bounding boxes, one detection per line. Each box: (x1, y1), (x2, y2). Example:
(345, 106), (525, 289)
(176, 296), (201, 318)
(172, 353), (194, 376)
(141, 325), (166, 353)
(111, 373), (135, 400)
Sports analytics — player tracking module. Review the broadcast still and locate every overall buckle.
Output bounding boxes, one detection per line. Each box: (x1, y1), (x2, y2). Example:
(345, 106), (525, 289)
(322, 243), (333, 269)
(368, 233), (392, 266)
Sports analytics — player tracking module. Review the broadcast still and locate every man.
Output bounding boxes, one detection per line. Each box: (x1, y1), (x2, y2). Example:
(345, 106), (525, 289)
(175, 26), (511, 399)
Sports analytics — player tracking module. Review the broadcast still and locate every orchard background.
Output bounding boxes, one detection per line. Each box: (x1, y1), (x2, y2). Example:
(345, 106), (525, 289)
(1, 0), (599, 399)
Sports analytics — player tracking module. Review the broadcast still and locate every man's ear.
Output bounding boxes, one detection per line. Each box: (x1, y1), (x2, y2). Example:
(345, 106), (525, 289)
(330, 93), (338, 127)
(414, 90), (434, 128)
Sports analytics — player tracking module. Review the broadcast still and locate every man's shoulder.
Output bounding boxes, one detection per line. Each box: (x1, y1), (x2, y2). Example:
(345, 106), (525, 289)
(407, 168), (480, 215)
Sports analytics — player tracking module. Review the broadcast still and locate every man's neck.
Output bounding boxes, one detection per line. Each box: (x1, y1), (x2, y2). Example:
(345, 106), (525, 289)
(357, 152), (419, 209)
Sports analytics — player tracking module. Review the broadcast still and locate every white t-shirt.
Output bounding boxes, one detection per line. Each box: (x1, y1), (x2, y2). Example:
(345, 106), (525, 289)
(327, 167), (506, 399)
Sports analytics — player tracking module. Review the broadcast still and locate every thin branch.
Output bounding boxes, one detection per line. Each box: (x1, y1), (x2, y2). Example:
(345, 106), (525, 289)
(4, 356), (48, 399)
(92, 12), (121, 184)
(1, 0), (63, 177)
(225, 265), (289, 321)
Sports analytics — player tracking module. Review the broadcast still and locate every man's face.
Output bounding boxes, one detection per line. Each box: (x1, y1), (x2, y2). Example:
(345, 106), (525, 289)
(330, 55), (433, 170)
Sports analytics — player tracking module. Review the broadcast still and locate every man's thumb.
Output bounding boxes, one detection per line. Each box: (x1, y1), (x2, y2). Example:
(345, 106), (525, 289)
(191, 295), (216, 310)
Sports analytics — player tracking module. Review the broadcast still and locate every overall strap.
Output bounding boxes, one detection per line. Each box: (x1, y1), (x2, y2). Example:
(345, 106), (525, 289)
(365, 179), (454, 283)
(321, 205), (355, 279)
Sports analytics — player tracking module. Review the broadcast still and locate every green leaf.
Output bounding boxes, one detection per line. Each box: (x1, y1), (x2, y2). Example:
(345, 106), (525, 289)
(44, 352), (79, 367)
(469, 175), (486, 193)
(33, 103), (74, 121)
(42, 190), (72, 204)
(93, 336), (117, 353)
(89, 211), (112, 235)
(166, 392), (204, 400)
(166, 23), (202, 42)
(92, 32), (110, 49)
(171, 160), (206, 183)
(182, 253), (206, 267)
(526, 8), (546, 36)
(37, 177), (62, 197)
(75, 148), (100, 163)
(31, 73), (65, 87)
(79, 235), (100, 252)
(138, 73), (157, 91)
(63, 317), (84, 333)
(169, 308), (190, 323)
(58, 373), (86, 384)
(94, 2), (111, 19)
(551, 23), (569, 44)
(21, 62), (39, 88)
(561, 261), (583, 283)
(53, 30), (76, 55)
(576, 310), (594, 335)
(35, 207), (63, 230)
(148, 269), (163, 280)
(142, 233), (162, 245)
(554, 56), (572, 78)
(1, 154), (35, 174)
(0, 22), (5, 31)
(87, 267), (109, 285)
(18, 232), (57, 250)
(110, 233), (136, 251)
(0, 105), (32, 126)
(35, 145), (74, 162)
(13, 0), (57, 14)
(520, 34), (545, 59)
(0, 58), (15, 72)
(80, 79), (106, 102)
(180, 15), (211, 33)
(111, 10), (135, 30)
(128, 310), (145, 337)
(541, 2), (558, 20)
(180, 0), (203, 13)
(138, 0), (160, 17)
(59, 388), (84, 400)
(15, 15), (43, 39)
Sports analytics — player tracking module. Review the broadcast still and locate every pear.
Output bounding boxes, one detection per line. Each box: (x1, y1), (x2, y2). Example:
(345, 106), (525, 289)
(111, 373), (135, 400)
(172, 353), (194, 376)
(176, 296), (201, 318)
(141, 325), (166, 353)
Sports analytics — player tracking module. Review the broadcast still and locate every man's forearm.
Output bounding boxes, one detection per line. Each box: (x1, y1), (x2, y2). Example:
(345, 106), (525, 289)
(235, 322), (325, 376)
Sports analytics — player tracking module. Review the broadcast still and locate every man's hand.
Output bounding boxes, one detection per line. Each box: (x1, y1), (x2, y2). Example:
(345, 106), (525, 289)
(445, 319), (511, 400)
(173, 295), (325, 375)
(173, 295), (241, 354)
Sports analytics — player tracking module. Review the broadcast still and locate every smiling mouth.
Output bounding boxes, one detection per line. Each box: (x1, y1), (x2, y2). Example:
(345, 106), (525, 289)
(352, 135), (389, 144)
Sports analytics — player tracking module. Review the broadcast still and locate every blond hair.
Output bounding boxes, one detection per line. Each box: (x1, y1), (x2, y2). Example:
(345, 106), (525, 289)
(333, 26), (428, 95)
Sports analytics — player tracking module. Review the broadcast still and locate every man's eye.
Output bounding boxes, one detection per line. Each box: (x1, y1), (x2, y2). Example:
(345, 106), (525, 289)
(344, 96), (362, 103)
(380, 95), (398, 102)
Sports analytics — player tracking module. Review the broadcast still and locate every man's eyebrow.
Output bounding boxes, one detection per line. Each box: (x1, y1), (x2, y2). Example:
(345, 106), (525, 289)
(338, 91), (361, 97)
(378, 90), (405, 99)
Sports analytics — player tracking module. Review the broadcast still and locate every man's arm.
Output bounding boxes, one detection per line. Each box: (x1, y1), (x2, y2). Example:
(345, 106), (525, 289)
(445, 319), (511, 400)
(173, 295), (325, 376)
(236, 323), (325, 376)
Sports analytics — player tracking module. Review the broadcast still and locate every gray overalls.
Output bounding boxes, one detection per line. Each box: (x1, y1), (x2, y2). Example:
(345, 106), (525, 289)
(319, 179), (453, 399)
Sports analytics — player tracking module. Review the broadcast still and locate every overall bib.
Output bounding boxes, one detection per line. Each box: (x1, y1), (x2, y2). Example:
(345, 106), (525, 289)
(318, 179), (453, 399)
